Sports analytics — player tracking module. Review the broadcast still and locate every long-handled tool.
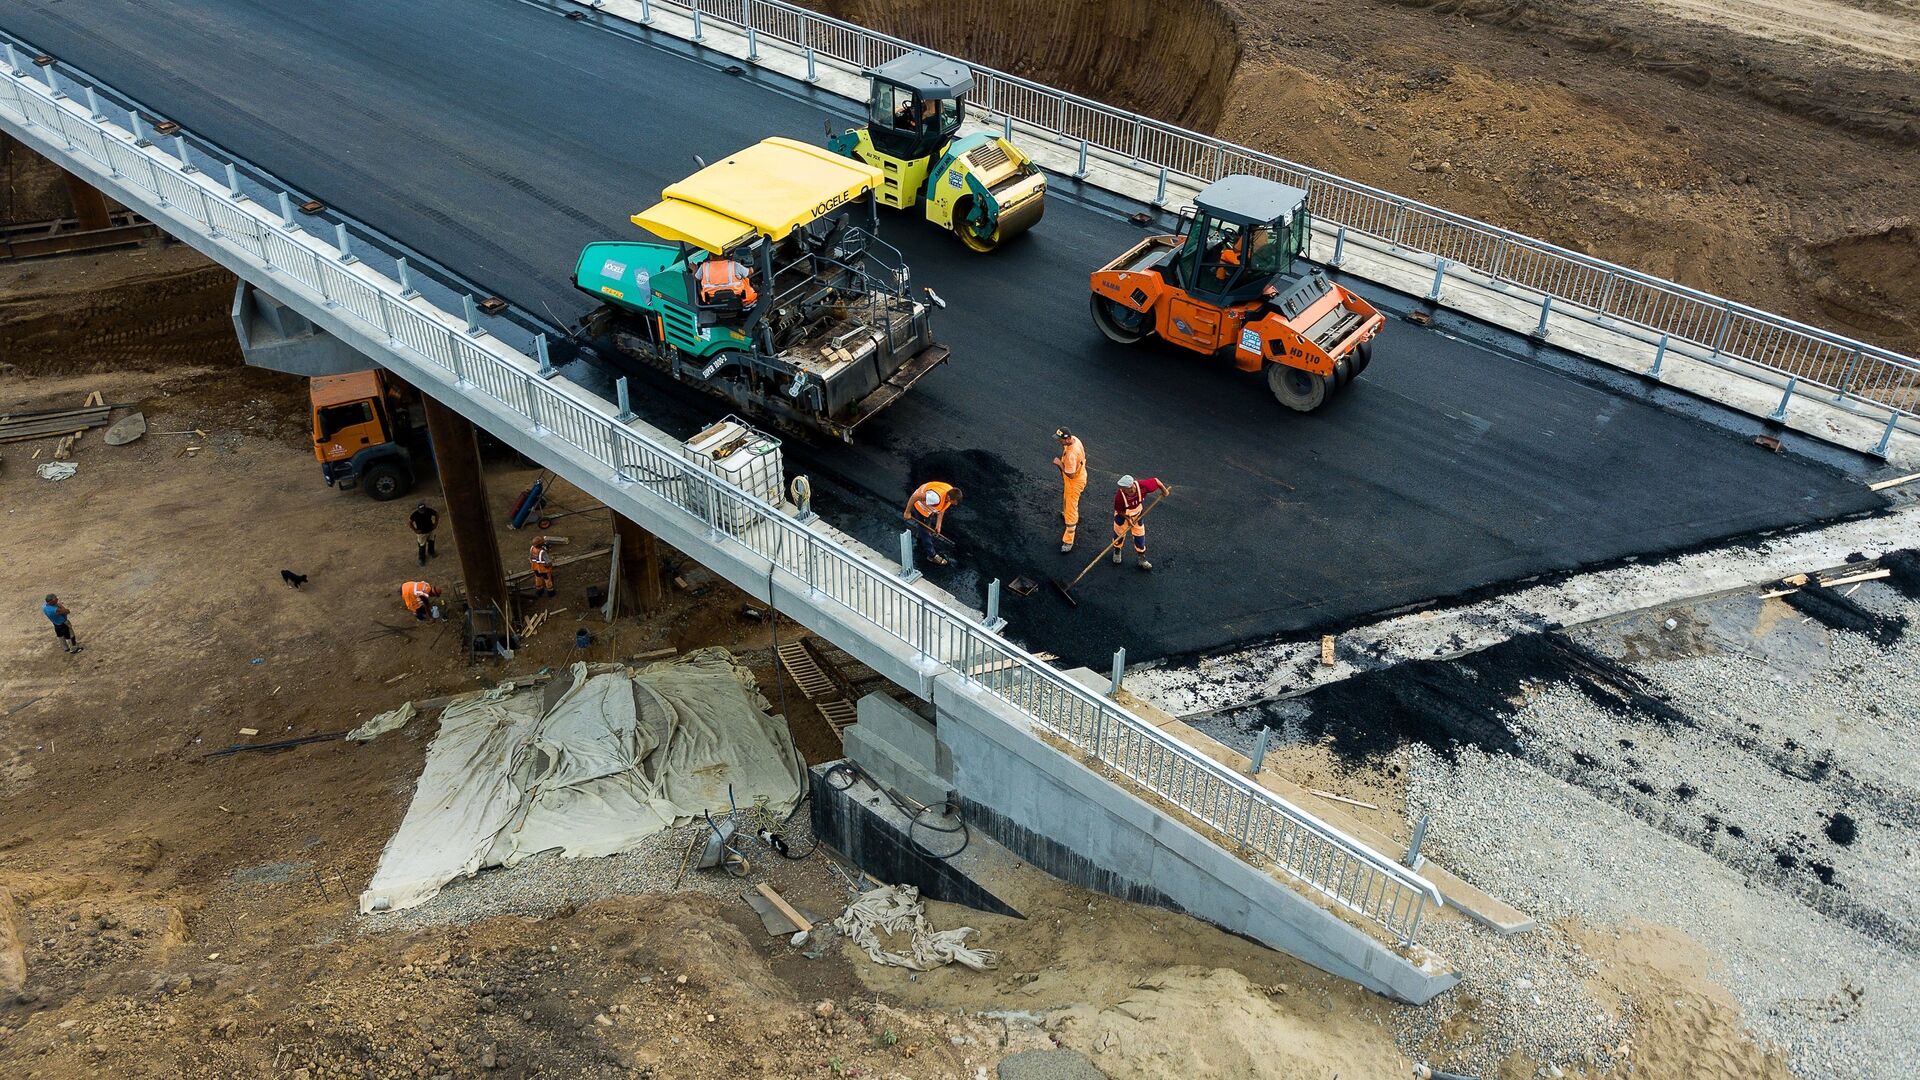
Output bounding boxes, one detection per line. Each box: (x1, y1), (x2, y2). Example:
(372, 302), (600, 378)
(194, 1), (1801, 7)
(1050, 490), (1167, 607)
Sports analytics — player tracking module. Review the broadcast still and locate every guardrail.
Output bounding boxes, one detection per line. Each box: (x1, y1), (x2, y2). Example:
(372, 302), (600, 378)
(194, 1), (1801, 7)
(0, 46), (1442, 945)
(650, 0), (1920, 430)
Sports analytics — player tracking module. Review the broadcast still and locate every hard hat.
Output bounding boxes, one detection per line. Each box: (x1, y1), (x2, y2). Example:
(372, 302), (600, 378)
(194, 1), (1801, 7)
(1117, 474), (1135, 488)
(922, 490), (941, 507)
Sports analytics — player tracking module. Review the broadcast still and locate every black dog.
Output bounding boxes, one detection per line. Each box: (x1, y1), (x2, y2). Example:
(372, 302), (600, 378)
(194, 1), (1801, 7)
(281, 570), (309, 589)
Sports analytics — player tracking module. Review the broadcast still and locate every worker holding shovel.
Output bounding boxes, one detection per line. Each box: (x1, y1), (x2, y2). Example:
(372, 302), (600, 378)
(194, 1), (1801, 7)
(903, 481), (961, 567)
(1112, 475), (1169, 571)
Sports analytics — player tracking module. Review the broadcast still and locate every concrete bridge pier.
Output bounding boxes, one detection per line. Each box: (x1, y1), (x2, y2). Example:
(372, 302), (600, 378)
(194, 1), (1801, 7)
(421, 395), (511, 629)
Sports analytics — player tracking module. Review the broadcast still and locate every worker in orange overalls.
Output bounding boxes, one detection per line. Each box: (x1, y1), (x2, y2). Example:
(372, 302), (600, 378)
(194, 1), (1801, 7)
(530, 536), (556, 598)
(1052, 427), (1087, 553)
(902, 481), (961, 567)
(402, 580), (442, 621)
(1112, 474), (1169, 571)
(697, 255), (758, 308)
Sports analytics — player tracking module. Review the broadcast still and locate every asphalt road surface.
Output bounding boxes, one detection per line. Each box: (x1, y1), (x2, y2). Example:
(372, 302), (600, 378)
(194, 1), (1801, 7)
(3, 0), (1884, 665)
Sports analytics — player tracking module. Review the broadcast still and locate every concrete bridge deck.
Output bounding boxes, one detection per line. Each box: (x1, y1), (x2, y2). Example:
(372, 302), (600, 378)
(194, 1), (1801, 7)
(1, 0), (1884, 667)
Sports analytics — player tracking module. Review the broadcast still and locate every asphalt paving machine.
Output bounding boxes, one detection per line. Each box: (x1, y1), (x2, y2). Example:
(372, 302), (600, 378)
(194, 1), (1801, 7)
(827, 51), (1046, 252)
(1089, 175), (1384, 412)
(574, 138), (949, 441)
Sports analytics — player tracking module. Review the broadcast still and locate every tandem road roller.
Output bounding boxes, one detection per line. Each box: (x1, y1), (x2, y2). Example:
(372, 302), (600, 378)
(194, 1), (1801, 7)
(828, 51), (1046, 252)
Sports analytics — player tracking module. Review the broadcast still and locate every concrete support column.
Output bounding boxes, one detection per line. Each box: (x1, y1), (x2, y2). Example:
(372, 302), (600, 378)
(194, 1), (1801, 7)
(611, 510), (664, 617)
(61, 167), (112, 231)
(422, 394), (510, 623)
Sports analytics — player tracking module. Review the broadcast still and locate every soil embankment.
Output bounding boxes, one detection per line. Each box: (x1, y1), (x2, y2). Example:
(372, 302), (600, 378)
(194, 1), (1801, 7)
(804, 0), (1242, 130)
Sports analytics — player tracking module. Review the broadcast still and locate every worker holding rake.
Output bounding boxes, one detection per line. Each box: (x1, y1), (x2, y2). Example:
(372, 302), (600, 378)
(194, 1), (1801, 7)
(1112, 475), (1169, 571)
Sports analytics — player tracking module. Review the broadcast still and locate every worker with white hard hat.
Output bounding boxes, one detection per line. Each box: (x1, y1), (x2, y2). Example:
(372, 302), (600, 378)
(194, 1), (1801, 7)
(1112, 474), (1168, 571)
(902, 480), (962, 567)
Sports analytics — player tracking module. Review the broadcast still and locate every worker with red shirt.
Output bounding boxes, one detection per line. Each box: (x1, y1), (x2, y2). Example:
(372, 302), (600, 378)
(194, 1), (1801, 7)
(1112, 474), (1169, 571)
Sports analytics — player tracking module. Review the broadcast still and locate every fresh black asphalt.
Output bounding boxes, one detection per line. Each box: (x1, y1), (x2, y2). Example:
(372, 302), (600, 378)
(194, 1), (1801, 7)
(3, 0), (1884, 666)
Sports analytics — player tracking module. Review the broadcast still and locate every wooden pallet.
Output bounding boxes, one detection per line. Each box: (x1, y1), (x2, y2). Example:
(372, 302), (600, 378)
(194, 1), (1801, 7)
(775, 640), (837, 700)
(817, 699), (857, 736)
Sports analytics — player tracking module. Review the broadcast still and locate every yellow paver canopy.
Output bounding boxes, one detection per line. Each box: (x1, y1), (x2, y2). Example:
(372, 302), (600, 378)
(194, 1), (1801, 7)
(630, 137), (882, 253)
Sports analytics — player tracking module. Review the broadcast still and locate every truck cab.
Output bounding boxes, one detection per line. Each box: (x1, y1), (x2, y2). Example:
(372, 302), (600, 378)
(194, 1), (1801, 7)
(311, 370), (424, 499)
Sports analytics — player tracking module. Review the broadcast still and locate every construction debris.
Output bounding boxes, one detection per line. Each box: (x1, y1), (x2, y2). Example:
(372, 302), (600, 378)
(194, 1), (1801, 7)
(35, 461), (78, 482)
(754, 882), (813, 933)
(834, 884), (995, 972)
(102, 412), (148, 445)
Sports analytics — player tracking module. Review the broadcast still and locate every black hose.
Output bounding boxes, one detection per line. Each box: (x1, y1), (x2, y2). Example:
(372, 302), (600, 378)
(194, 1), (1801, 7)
(825, 761), (970, 862)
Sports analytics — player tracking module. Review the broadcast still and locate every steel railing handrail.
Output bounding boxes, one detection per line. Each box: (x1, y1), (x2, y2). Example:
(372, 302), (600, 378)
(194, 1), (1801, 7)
(0, 48), (1442, 944)
(629, 0), (1918, 426)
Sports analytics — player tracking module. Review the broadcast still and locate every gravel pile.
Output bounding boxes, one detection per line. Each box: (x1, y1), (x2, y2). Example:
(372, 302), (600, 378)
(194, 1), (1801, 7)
(1406, 742), (1920, 1080)
(362, 804), (824, 931)
(1390, 916), (1632, 1077)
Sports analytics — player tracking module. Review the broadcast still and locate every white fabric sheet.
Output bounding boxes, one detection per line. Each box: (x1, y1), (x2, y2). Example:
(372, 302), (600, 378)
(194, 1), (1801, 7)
(360, 649), (801, 913)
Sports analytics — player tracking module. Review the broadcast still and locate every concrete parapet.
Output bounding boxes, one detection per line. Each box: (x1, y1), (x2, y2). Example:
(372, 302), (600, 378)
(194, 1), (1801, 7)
(929, 674), (1459, 1004)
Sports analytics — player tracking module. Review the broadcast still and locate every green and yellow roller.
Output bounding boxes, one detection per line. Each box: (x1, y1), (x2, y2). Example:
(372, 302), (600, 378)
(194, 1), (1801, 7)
(827, 51), (1046, 252)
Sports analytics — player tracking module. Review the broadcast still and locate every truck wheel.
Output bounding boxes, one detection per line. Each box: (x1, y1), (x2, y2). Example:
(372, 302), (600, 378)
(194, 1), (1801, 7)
(361, 462), (411, 501)
(1334, 355), (1352, 388)
(953, 198), (1000, 253)
(1090, 294), (1151, 344)
(1268, 364), (1330, 412)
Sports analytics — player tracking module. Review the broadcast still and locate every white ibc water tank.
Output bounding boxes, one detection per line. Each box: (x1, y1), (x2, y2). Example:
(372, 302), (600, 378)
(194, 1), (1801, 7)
(682, 416), (784, 532)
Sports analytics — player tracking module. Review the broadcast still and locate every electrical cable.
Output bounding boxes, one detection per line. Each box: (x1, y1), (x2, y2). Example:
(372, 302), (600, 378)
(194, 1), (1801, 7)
(824, 760), (970, 862)
(760, 556), (819, 861)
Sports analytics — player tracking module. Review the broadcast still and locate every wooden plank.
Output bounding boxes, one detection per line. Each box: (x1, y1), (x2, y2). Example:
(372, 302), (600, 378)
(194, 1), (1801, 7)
(754, 883), (812, 933)
(495, 546), (614, 585)
(1868, 472), (1920, 492)
(1307, 788), (1380, 811)
(1319, 634), (1336, 666)
(1819, 568), (1891, 588)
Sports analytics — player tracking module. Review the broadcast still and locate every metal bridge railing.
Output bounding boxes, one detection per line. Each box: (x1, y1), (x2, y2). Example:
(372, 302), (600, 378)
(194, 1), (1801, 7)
(656, 0), (1920, 429)
(0, 49), (1442, 946)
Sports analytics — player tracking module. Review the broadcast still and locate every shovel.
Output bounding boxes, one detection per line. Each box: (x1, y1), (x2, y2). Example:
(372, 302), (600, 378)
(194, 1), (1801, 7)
(1050, 489), (1168, 607)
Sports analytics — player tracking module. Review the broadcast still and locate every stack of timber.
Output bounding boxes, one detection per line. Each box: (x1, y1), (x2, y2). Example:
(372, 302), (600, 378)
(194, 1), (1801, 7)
(0, 397), (114, 444)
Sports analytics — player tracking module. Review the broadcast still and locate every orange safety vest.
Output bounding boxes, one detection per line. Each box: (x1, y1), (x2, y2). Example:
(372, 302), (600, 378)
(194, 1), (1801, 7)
(530, 542), (552, 571)
(402, 581), (436, 612)
(909, 481), (954, 519)
(1057, 437), (1086, 482)
(697, 258), (758, 305)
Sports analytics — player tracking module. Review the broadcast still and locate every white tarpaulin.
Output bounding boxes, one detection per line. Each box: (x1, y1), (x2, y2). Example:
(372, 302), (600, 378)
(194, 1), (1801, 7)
(360, 649), (802, 913)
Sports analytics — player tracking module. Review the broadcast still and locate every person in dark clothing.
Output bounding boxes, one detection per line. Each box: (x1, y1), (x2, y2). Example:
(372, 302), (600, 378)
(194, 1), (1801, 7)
(409, 502), (440, 565)
(42, 594), (80, 653)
